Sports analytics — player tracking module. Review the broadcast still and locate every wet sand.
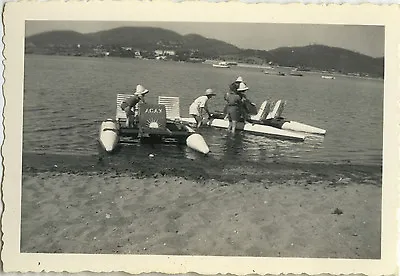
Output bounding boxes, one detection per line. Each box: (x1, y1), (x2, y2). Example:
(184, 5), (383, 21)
(21, 152), (382, 258)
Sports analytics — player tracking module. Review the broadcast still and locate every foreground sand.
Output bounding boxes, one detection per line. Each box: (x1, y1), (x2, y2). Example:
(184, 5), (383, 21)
(21, 152), (381, 258)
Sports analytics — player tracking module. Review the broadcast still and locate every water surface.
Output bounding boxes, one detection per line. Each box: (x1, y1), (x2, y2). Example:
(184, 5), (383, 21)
(23, 55), (383, 166)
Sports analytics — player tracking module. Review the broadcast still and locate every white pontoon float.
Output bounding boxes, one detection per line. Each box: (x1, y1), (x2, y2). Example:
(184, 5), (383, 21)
(158, 97), (308, 142)
(248, 100), (327, 135)
(171, 97), (326, 137)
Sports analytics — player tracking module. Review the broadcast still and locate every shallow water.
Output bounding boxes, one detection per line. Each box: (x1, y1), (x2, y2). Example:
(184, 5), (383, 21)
(23, 55), (383, 166)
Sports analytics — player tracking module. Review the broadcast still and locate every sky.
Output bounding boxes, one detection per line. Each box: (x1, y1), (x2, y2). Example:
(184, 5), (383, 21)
(25, 21), (385, 58)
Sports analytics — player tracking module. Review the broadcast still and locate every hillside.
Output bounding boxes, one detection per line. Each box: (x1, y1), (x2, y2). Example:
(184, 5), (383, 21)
(25, 30), (94, 47)
(25, 27), (384, 77)
(182, 34), (240, 56)
(267, 45), (384, 76)
(88, 27), (183, 48)
(25, 27), (239, 56)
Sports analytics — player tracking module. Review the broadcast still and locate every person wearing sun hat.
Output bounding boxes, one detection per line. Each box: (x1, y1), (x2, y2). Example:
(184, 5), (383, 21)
(228, 76), (245, 93)
(223, 76), (244, 118)
(236, 81), (249, 102)
(120, 84), (149, 127)
(236, 81), (249, 92)
(189, 88), (216, 128)
(235, 82), (258, 122)
(224, 85), (243, 134)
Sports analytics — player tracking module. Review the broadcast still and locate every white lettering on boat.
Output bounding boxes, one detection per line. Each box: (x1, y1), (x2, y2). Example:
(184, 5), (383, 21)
(145, 108), (163, 114)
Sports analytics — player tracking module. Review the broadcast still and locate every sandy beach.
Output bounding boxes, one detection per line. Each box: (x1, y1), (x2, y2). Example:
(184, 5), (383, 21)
(20, 152), (382, 258)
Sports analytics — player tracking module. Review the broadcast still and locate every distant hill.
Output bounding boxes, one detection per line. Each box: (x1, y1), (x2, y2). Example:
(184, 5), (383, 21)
(88, 27), (182, 48)
(26, 27), (240, 56)
(267, 45), (384, 77)
(25, 30), (93, 47)
(25, 27), (384, 77)
(182, 33), (240, 55)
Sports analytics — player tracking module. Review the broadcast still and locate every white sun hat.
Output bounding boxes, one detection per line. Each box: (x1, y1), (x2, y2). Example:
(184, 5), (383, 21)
(236, 76), (244, 82)
(134, 84), (149, 95)
(205, 88), (216, 96)
(236, 82), (249, 92)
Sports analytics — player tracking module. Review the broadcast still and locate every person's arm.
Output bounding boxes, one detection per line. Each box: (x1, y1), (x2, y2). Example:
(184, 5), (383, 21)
(199, 98), (211, 117)
(203, 102), (211, 116)
(199, 106), (211, 118)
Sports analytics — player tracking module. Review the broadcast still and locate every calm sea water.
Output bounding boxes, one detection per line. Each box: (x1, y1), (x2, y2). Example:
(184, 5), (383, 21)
(23, 55), (383, 166)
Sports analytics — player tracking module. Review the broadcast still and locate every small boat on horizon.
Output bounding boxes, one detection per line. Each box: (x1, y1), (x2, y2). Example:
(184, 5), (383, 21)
(321, 75), (336, 80)
(264, 71), (286, 76)
(289, 72), (303, 77)
(212, 61), (230, 68)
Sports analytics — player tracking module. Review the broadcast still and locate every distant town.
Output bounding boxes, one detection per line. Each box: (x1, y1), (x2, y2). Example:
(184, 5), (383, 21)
(25, 42), (228, 63)
(24, 43), (376, 78)
(24, 27), (384, 78)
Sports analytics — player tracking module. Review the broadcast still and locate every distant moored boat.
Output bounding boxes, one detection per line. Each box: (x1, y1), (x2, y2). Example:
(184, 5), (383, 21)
(212, 62), (230, 68)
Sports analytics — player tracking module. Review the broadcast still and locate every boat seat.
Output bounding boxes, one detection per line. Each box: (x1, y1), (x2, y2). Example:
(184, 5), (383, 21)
(158, 96), (181, 120)
(266, 100), (286, 120)
(275, 100), (286, 118)
(250, 100), (270, 121)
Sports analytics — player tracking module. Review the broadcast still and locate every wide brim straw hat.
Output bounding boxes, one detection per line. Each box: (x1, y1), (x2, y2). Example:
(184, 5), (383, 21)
(134, 84), (149, 95)
(205, 88), (216, 96)
(236, 82), (249, 92)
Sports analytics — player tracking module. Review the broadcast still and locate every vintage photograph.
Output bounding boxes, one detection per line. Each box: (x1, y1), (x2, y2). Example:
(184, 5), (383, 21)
(20, 20), (384, 258)
(2, 2), (399, 275)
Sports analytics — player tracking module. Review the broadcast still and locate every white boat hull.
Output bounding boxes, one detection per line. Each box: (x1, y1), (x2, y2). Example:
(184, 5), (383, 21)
(212, 64), (230, 68)
(99, 119), (119, 152)
(281, 121), (326, 135)
(181, 117), (305, 141)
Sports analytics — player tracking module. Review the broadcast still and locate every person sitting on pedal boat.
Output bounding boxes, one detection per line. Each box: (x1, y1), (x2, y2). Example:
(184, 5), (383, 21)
(189, 88), (216, 128)
(120, 84), (149, 127)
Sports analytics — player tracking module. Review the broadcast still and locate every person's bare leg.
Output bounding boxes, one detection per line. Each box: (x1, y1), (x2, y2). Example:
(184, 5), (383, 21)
(231, 121), (237, 134)
(125, 114), (132, 127)
(193, 115), (202, 128)
(129, 115), (135, 127)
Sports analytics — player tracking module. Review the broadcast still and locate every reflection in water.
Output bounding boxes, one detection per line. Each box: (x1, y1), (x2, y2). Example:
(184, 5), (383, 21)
(197, 127), (315, 163)
(200, 128), (327, 164)
(222, 132), (244, 160)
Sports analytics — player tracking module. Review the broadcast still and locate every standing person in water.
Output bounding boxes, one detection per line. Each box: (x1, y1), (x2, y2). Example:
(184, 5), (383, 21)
(189, 88), (216, 128)
(120, 84), (149, 127)
(233, 77), (256, 122)
(236, 82), (252, 122)
(224, 86), (243, 134)
(224, 76), (245, 118)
